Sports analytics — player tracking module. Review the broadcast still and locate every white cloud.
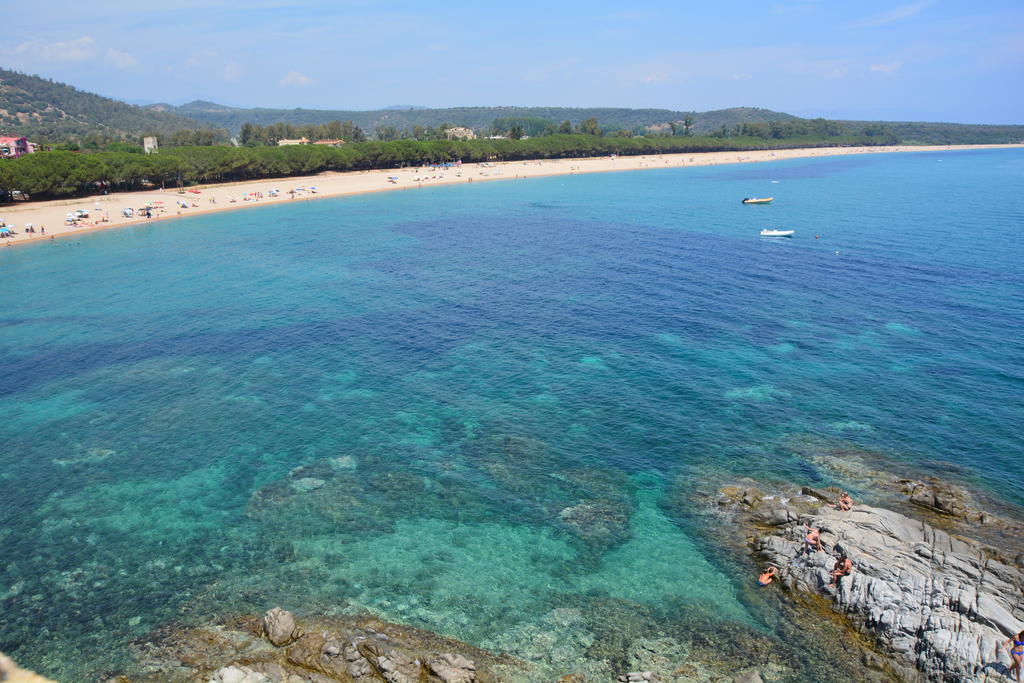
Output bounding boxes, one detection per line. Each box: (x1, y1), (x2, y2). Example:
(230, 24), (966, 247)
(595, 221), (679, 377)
(105, 48), (137, 70)
(14, 36), (97, 62)
(640, 72), (670, 84)
(278, 70), (313, 86)
(185, 49), (217, 68)
(222, 60), (243, 82)
(850, 1), (933, 28)
(869, 60), (903, 74)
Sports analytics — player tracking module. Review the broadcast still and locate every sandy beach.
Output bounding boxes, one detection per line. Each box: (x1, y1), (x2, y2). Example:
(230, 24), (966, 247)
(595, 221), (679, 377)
(1, 143), (1019, 248)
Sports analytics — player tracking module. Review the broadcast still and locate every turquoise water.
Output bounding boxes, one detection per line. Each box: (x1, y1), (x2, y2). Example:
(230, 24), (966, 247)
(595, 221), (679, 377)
(1, 149), (1022, 679)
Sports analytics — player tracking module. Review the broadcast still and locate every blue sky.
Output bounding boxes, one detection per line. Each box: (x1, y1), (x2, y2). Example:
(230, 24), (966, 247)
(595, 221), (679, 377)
(3, 0), (1022, 123)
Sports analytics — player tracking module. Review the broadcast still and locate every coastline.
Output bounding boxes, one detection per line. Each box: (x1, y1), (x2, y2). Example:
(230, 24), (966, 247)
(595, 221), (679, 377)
(1, 143), (1020, 249)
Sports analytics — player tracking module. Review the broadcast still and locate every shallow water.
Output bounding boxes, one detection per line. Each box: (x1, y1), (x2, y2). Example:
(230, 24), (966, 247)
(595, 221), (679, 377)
(1, 149), (1022, 679)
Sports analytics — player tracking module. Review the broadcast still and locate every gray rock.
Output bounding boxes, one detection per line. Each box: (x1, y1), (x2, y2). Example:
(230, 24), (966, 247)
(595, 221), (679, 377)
(800, 485), (836, 503)
(752, 504), (1024, 681)
(429, 652), (476, 682)
(344, 641), (373, 678)
(209, 665), (271, 683)
(263, 607), (301, 647)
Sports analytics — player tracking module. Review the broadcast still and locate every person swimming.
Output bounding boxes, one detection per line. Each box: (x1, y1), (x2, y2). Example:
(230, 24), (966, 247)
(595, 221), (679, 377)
(998, 630), (1024, 682)
(758, 566), (778, 586)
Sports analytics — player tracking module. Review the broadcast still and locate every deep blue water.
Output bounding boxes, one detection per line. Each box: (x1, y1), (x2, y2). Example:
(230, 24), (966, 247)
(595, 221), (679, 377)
(1, 149), (1022, 680)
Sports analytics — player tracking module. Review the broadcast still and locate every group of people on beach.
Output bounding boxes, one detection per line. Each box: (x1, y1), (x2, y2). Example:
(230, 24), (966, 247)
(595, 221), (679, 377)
(754, 491), (1024, 681)
(757, 492), (857, 588)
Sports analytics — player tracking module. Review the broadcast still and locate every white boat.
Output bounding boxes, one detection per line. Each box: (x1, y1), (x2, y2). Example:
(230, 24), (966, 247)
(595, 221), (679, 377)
(760, 229), (794, 237)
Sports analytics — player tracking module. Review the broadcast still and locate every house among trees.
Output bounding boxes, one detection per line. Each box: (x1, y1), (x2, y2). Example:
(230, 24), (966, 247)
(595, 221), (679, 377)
(143, 136), (159, 154)
(444, 127), (476, 140)
(313, 139), (345, 147)
(277, 137), (310, 146)
(0, 136), (33, 158)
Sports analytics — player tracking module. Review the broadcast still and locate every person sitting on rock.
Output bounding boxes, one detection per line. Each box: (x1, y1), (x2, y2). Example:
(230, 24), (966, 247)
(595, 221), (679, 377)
(829, 554), (853, 586)
(836, 492), (854, 511)
(758, 566), (778, 586)
(802, 525), (823, 555)
(997, 629), (1024, 682)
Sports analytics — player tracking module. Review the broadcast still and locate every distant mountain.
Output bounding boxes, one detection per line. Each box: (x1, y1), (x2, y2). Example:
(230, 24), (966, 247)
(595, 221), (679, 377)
(154, 102), (800, 136)
(382, 104), (429, 110)
(0, 68), (214, 142)
(4, 67), (1022, 146)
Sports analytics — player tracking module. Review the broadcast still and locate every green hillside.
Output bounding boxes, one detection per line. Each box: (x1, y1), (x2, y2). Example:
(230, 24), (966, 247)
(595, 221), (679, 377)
(0, 68), (224, 144)
(838, 120), (1024, 145)
(153, 102), (799, 136)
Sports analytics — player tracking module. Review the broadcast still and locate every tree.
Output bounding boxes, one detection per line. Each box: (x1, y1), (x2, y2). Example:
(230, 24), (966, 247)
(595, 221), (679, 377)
(558, 120), (572, 134)
(375, 125), (401, 141)
(683, 115), (694, 136)
(578, 118), (601, 136)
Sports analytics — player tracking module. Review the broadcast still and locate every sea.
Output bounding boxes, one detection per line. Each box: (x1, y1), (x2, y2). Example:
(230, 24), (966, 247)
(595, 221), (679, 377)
(1, 148), (1022, 681)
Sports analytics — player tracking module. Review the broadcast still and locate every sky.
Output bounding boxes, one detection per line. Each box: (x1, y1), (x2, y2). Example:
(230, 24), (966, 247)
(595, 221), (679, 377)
(2, 0), (1022, 123)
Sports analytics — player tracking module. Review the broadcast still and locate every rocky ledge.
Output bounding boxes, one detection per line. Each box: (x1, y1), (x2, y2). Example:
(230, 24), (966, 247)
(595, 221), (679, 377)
(126, 608), (518, 682)
(718, 484), (1024, 682)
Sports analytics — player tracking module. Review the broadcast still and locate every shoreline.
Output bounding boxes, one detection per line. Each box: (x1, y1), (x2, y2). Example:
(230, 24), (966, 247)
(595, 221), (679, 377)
(1, 143), (1021, 249)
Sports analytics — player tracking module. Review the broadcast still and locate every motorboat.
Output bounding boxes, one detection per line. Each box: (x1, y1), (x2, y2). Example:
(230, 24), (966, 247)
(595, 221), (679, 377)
(742, 197), (774, 204)
(760, 229), (794, 237)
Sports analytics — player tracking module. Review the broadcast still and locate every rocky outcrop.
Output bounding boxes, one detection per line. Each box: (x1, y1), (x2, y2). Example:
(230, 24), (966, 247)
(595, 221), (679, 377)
(263, 607), (302, 647)
(131, 608), (515, 682)
(731, 492), (1024, 681)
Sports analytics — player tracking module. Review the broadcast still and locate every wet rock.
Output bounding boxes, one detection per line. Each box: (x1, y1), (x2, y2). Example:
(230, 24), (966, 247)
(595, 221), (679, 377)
(900, 479), (974, 519)
(263, 607), (301, 647)
(800, 486), (837, 503)
(755, 506), (799, 526)
(616, 672), (658, 682)
(740, 487), (763, 507)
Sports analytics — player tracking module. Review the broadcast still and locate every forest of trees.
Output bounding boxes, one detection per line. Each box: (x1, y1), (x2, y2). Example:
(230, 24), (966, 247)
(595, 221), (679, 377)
(0, 129), (899, 200)
(0, 68), (220, 145)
